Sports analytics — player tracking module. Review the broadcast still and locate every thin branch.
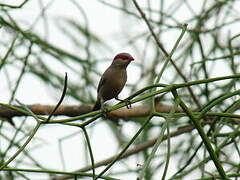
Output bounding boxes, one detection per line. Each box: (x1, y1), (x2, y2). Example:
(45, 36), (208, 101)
(0, 0), (30, 8)
(46, 72), (68, 122)
(172, 89), (228, 179)
(52, 125), (195, 180)
(132, 0), (202, 109)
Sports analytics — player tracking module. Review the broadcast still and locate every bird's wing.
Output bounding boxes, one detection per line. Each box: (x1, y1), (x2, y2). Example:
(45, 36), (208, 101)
(97, 76), (106, 93)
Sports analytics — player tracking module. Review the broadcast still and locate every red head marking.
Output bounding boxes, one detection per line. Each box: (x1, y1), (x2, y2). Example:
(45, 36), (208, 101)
(114, 53), (134, 61)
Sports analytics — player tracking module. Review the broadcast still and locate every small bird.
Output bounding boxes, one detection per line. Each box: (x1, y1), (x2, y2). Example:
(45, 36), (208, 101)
(92, 52), (134, 111)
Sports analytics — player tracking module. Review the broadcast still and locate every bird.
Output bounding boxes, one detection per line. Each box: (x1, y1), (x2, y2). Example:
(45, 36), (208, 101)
(92, 52), (134, 111)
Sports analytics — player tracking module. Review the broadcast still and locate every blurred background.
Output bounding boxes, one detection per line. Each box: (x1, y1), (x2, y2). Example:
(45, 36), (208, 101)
(0, 0), (240, 180)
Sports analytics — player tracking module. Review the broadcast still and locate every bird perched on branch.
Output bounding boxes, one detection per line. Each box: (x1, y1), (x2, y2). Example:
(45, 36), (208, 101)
(92, 52), (134, 111)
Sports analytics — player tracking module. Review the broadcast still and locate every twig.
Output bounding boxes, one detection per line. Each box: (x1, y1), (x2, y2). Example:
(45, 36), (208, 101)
(45, 72), (68, 122)
(131, 0), (202, 109)
(172, 89), (228, 179)
(52, 125), (195, 180)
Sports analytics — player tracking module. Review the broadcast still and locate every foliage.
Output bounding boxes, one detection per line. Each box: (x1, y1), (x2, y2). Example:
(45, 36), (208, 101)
(0, 0), (240, 180)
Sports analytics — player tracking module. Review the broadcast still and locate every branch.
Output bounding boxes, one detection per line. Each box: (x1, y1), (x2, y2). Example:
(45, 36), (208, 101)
(131, 0), (201, 109)
(0, 0), (30, 8)
(52, 125), (195, 180)
(0, 103), (182, 121)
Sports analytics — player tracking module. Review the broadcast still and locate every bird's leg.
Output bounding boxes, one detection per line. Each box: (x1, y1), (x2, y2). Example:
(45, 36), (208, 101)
(115, 97), (132, 109)
(101, 104), (108, 113)
(100, 98), (109, 115)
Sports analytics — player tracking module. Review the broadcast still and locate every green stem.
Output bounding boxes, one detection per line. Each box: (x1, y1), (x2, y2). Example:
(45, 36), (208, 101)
(151, 24), (187, 110)
(138, 101), (179, 180)
(94, 115), (154, 180)
(155, 24), (188, 84)
(199, 89), (240, 118)
(0, 121), (42, 170)
(2, 167), (119, 180)
(82, 127), (95, 179)
(171, 89), (228, 179)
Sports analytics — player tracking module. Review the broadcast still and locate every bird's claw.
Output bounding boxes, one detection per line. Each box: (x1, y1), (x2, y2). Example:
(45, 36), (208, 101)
(125, 99), (132, 109)
(101, 107), (108, 113)
(115, 97), (132, 109)
(118, 99), (131, 109)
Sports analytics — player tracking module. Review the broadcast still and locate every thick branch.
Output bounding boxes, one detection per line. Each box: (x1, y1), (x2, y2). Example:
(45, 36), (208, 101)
(0, 103), (182, 120)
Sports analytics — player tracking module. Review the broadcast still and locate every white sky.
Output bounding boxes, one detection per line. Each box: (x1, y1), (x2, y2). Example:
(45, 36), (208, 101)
(1, 0), (240, 180)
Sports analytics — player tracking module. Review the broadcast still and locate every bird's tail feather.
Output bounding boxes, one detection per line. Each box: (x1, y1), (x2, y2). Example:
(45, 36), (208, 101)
(92, 99), (101, 111)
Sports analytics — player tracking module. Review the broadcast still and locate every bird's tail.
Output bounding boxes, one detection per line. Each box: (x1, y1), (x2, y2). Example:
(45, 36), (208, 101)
(92, 98), (101, 111)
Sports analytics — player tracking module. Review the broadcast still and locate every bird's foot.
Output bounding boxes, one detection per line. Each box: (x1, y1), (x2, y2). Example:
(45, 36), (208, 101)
(116, 98), (132, 109)
(100, 104), (109, 117)
(124, 99), (132, 109)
